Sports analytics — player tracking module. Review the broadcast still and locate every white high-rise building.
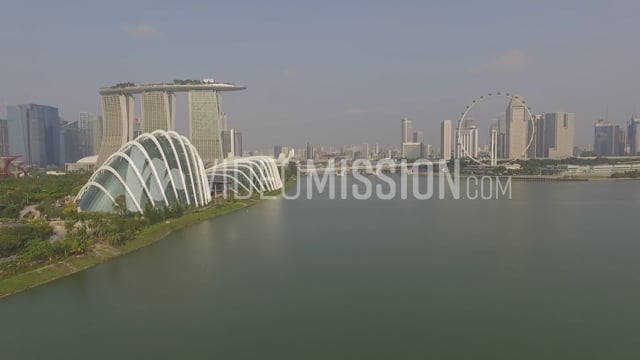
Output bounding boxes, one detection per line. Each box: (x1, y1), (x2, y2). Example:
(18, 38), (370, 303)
(401, 117), (412, 144)
(456, 126), (478, 159)
(490, 129), (497, 166)
(97, 94), (134, 165)
(440, 120), (452, 161)
(189, 90), (224, 165)
(506, 97), (527, 159)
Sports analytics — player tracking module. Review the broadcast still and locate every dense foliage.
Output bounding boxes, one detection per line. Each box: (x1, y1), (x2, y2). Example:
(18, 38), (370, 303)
(611, 170), (640, 179)
(0, 172), (90, 218)
(0, 168), (298, 281)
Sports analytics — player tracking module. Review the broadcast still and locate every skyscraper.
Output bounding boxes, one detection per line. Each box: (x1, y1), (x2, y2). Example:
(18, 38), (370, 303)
(526, 114), (543, 158)
(305, 142), (313, 160)
(221, 130), (232, 158)
(275, 145), (283, 158)
(97, 94), (135, 165)
(425, 144), (433, 158)
(490, 129), (498, 166)
(141, 91), (176, 132)
(7, 104), (61, 167)
(495, 118), (507, 159)
(189, 90), (223, 165)
(614, 126), (626, 156)
(506, 97), (527, 159)
(78, 112), (102, 158)
(60, 120), (80, 164)
(545, 112), (575, 159)
(413, 131), (424, 158)
(96, 80), (245, 166)
(440, 120), (452, 161)
(360, 142), (370, 159)
(232, 128), (242, 157)
(628, 118), (640, 155)
(401, 117), (412, 144)
(0, 118), (9, 156)
(593, 119), (614, 156)
(531, 114), (545, 158)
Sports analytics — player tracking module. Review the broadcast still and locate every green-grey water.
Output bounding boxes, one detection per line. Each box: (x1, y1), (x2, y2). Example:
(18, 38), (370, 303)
(1, 177), (640, 359)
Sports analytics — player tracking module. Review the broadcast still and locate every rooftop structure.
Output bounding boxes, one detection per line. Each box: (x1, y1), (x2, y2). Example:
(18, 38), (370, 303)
(96, 79), (246, 168)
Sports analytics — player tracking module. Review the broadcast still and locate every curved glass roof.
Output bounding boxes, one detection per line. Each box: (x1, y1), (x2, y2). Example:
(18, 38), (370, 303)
(76, 130), (211, 214)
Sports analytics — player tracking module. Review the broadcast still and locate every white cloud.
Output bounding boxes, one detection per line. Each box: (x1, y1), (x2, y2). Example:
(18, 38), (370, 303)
(487, 49), (529, 72)
(123, 24), (160, 38)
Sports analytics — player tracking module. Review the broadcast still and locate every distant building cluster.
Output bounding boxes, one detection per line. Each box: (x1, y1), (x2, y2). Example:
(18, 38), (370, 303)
(3, 79), (247, 173)
(439, 97), (577, 161)
(592, 117), (640, 156)
(1, 104), (102, 169)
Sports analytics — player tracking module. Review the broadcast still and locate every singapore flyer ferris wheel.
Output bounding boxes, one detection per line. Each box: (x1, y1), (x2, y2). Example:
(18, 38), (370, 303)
(457, 92), (536, 165)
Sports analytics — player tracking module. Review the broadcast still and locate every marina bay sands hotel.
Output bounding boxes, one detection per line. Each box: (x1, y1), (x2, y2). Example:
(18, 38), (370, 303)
(96, 79), (246, 166)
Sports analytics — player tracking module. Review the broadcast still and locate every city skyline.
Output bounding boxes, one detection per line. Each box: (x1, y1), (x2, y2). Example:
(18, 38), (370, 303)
(1, 1), (639, 149)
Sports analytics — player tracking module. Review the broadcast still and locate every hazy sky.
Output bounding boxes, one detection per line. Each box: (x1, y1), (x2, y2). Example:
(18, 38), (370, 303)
(1, 0), (639, 151)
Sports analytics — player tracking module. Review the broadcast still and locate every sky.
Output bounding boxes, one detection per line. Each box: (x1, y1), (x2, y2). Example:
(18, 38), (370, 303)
(1, 0), (639, 151)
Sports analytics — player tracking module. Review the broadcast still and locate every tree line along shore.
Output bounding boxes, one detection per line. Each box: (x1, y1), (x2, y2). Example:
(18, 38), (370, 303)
(0, 170), (296, 299)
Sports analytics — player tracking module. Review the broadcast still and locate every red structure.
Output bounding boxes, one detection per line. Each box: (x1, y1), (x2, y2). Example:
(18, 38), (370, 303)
(0, 155), (20, 177)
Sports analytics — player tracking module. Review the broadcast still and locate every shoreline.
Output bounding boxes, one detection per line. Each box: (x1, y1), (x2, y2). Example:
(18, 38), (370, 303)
(0, 200), (254, 299)
(0, 178), (296, 300)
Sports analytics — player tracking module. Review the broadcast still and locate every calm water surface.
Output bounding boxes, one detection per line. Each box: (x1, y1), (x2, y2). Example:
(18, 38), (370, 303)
(1, 177), (639, 359)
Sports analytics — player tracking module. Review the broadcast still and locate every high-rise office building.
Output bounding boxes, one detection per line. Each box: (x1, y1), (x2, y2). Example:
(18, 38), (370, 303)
(221, 130), (232, 158)
(440, 120), (452, 161)
(506, 97), (527, 159)
(7, 104), (61, 167)
(360, 142), (370, 159)
(526, 114), (542, 158)
(628, 118), (640, 155)
(544, 112), (575, 159)
(274, 145), (283, 158)
(60, 120), (80, 164)
(221, 113), (228, 132)
(401, 117), (412, 144)
(490, 129), (498, 166)
(530, 114), (545, 158)
(413, 130), (423, 143)
(425, 144), (433, 158)
(614, 126), (626, 156)
(96, 80), (245, 166)
(594, 119), (614, 156)
(494, 118), (507, 159)
(413, 130), (424, 158)
(78, 112), (102, 158)
(0, 118), (9, 156)
(305, 142), (313, 160)
(232, 128), (242, 157)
